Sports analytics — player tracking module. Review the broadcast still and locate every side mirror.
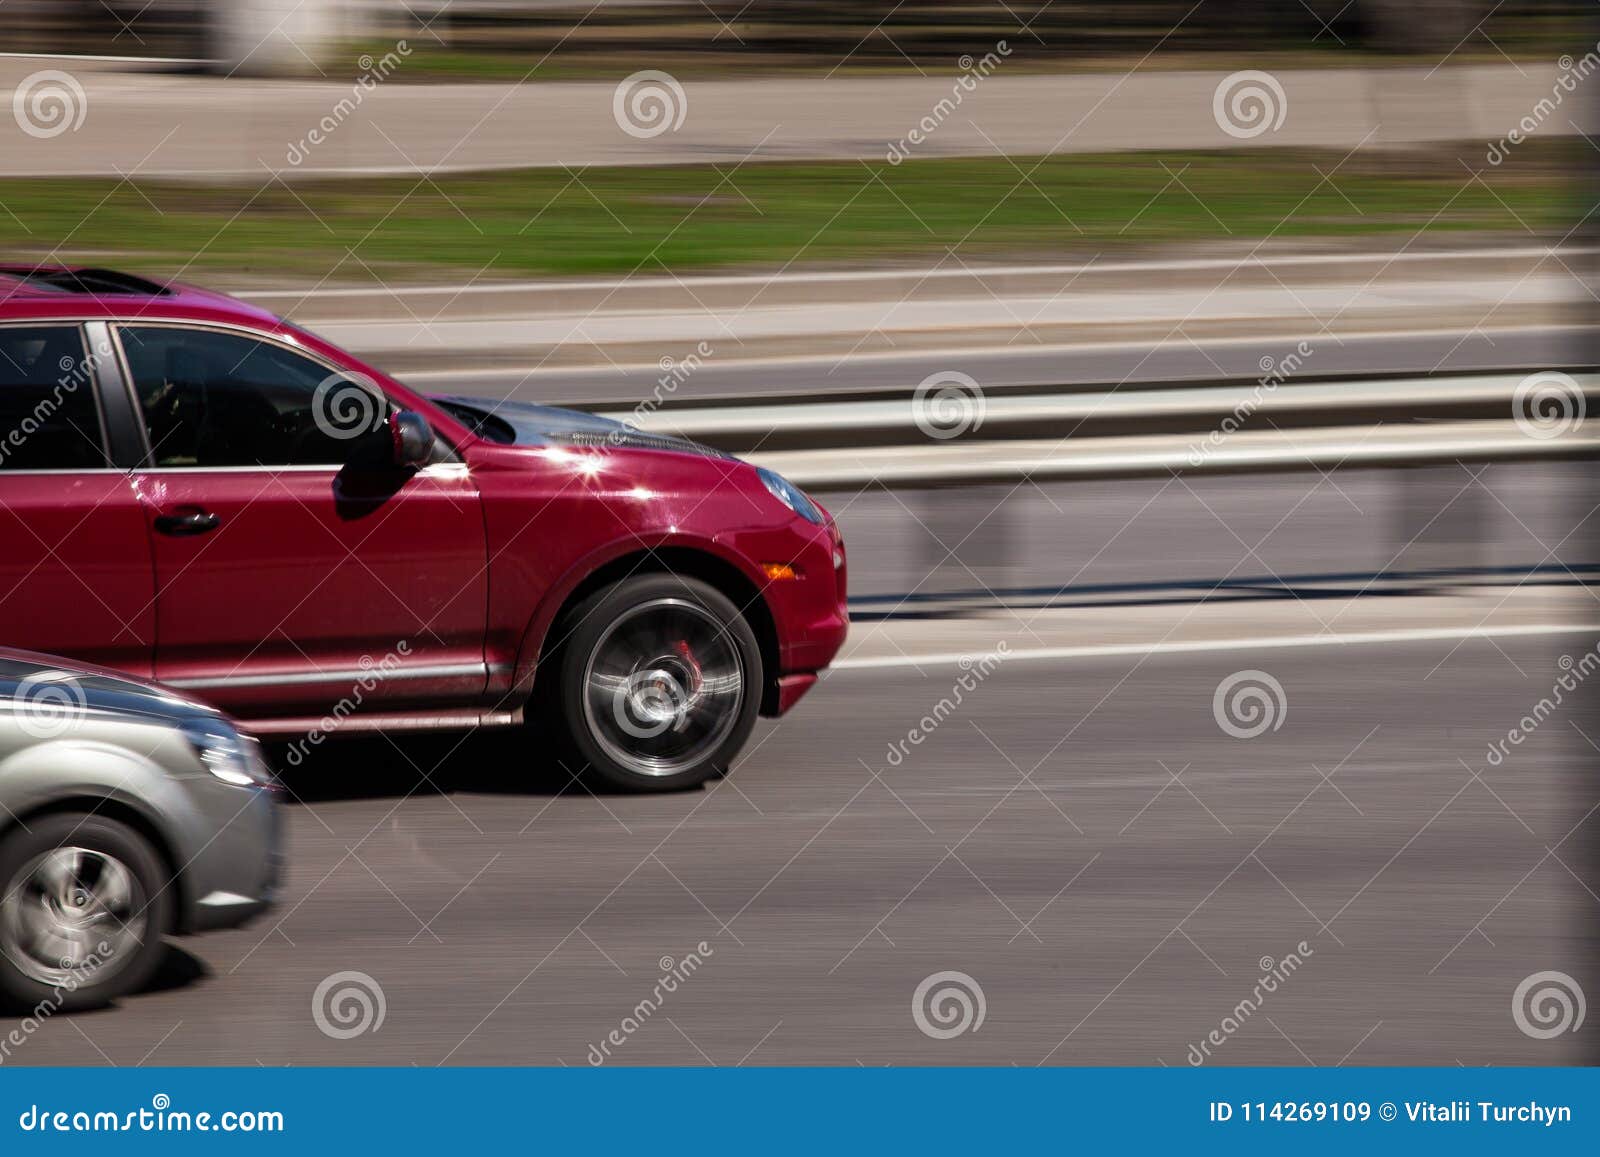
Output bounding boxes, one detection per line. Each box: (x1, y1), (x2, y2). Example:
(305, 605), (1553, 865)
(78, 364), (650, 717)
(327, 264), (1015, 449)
(388, 410), (435, 468)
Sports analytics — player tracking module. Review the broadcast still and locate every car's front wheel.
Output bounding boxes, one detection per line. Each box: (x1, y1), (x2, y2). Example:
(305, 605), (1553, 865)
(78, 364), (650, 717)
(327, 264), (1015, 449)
(0, 813), (173, 1013)
(547, 574), (763, 792)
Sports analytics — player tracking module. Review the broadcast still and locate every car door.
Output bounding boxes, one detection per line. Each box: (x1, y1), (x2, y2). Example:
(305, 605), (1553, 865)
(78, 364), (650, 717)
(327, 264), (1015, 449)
(114, 323), (489, 718)
(0, 322), (155, 675)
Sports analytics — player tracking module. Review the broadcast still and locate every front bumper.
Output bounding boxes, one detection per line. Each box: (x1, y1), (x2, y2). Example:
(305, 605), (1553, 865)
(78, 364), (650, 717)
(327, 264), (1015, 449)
(747, 513), (848, 716)
(177, 777), (282, 934)
(772, 672), (820, 714)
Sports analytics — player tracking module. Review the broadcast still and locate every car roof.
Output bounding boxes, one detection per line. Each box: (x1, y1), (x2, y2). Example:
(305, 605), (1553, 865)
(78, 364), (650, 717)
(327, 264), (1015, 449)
(0, 264), (281, 330)
(0, 263), (474, 443)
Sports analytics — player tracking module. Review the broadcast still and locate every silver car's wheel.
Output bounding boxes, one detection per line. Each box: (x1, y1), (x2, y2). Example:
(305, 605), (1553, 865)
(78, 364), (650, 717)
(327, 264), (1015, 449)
(0, 815), (172, 1011)
(1, 846), (147, 988)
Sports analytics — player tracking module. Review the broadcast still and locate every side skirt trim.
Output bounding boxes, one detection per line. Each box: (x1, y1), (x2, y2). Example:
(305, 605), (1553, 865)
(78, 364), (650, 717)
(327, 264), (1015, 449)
(242, 707), (523, 736)
(166, 662), (500, 690)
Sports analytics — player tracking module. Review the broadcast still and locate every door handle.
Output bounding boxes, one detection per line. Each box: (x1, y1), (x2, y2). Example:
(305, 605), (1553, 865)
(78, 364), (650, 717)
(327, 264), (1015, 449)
(153, 509), (221, 536)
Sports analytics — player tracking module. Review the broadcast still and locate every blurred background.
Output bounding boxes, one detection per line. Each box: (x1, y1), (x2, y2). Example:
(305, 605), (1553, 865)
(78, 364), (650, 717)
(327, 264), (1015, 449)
(0, 2), (1594, 69)
(1, 1), (1597, 1068)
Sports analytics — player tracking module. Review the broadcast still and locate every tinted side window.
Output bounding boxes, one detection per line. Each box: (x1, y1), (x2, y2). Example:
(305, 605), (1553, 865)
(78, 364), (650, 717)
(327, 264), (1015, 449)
(117, 326), (389, 467)
(0, 326), (106, 471)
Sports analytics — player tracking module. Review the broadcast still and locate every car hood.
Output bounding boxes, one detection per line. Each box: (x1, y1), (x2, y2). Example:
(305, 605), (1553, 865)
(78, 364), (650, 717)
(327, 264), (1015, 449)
(431, 396), (734, 460)
(0, 648), (225, 729)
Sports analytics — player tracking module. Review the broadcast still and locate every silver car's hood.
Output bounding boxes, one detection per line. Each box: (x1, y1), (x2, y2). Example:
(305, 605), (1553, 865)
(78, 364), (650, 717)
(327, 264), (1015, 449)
(0, 648), (224, 728)
(431, 396), (733, 460)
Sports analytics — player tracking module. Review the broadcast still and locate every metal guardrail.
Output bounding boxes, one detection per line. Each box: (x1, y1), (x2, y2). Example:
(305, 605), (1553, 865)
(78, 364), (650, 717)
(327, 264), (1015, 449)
(752, 422), (1600, 490)
(609, 372), (1587, 438)
(596, 372), (1600, 489)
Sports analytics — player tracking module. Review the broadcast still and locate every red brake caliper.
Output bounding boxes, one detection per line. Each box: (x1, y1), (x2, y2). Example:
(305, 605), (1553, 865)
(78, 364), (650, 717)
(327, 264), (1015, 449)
(671, 638), (703, 701)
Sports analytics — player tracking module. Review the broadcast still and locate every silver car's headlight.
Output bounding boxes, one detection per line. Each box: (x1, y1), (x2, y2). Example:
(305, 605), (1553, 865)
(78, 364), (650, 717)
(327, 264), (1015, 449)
(757, 467), (826, 525)
(182, 719), (274, 788)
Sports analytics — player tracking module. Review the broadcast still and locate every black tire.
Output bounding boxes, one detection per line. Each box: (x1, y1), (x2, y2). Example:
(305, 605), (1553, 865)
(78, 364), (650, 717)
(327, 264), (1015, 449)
(0, 814), (174, 1014)
(544, 574), (763, 792)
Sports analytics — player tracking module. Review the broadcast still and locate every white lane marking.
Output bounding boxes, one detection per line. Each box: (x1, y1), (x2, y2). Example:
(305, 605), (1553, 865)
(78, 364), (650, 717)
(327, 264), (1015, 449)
(828, 621), (1600, 671)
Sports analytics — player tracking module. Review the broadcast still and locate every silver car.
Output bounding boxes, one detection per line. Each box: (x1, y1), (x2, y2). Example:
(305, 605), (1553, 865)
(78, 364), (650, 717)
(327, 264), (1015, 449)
(0, 649), (280, 1012)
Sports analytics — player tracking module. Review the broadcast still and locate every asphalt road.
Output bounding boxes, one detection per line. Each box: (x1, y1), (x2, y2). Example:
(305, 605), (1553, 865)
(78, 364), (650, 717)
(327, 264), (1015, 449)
(2, 629), (1593, 1067)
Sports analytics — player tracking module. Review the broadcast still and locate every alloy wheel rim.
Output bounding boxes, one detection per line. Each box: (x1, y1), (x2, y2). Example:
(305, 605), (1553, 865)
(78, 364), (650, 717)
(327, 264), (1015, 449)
(582, 597), (745, 777)
(0, 846), (147, 988)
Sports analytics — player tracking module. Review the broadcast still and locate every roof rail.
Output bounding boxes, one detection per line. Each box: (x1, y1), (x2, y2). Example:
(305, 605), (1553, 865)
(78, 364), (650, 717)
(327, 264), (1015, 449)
(0, 267), (173, 297)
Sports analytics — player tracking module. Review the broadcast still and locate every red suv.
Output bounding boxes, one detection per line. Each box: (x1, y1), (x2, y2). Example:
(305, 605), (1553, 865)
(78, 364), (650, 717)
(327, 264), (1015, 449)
(0, 267), (848, 791)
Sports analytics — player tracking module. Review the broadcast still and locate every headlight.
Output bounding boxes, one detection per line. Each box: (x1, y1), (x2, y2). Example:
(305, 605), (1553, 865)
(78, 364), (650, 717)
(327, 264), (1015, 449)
(182, 719), (274, 788)
(757, 468), (826, 525)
